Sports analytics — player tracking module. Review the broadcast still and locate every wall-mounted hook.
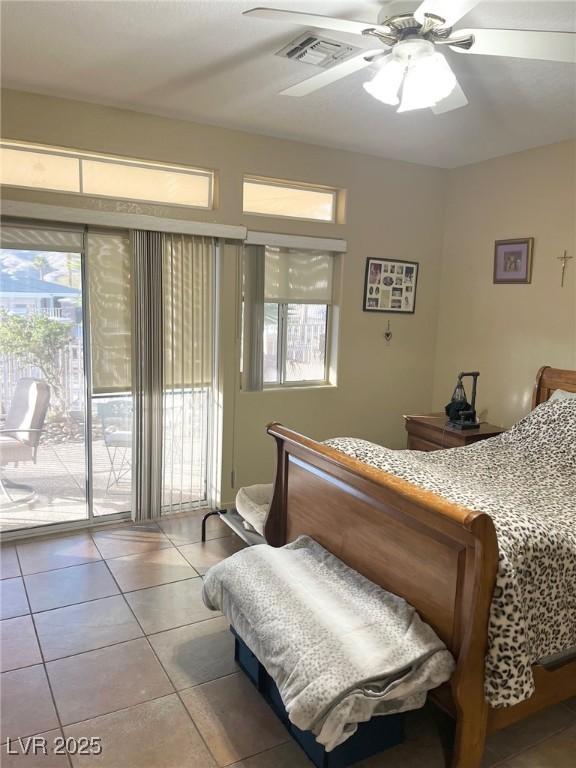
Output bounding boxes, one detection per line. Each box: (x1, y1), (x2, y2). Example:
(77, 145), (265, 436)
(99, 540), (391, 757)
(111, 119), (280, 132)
(384, 321), (392, 343)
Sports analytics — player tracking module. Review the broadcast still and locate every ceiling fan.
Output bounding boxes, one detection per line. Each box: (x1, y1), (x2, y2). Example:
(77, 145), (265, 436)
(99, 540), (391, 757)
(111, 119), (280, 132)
(244, 0), (576, 114)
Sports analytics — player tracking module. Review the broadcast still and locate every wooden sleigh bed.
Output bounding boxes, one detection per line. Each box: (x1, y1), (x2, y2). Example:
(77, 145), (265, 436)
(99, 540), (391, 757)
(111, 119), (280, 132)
(264, 366), (576, 768)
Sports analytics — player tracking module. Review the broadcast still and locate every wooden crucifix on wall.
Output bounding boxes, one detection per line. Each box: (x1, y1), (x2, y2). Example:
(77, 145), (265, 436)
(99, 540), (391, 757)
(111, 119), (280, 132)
(557, 250), (573, 287)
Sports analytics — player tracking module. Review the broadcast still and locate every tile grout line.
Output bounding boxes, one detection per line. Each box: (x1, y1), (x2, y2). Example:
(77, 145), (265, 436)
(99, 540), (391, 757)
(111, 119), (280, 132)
(4, 522), (231, 578)
(3, 524), (252, 765)
(22, 574), (203, 619)
(0, 507), (218, 542)
(45, 670), (246, 735)
(15, 608), (225, 667)
(25, 571), (204, 615)
(5, 576), (575, 766)
(10, 546), (74, 768)
(99, 553), (222, 765)
(5, 516), (231, 574)
(489, 718), (576, 767)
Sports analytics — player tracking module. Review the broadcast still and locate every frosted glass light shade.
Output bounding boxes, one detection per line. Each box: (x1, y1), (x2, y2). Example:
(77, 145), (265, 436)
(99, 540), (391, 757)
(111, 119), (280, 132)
(398, 52), (457, 112)
(363, 59), (405, 105)
(363, 43), (457, 113)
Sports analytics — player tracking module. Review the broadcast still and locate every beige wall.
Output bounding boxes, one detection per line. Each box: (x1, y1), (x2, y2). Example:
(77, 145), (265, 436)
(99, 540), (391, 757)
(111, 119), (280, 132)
(1, 90), (447, 503)
(3, 92), (573, 504)
(432, 140), (576, 428)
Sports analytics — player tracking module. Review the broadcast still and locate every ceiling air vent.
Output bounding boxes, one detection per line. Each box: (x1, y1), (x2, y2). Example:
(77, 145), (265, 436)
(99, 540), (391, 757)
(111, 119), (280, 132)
(276, 34), (359, 68)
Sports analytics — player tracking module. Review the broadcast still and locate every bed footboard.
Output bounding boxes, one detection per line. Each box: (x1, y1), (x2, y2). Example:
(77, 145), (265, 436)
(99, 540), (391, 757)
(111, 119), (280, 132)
(265, 423), (499, 768)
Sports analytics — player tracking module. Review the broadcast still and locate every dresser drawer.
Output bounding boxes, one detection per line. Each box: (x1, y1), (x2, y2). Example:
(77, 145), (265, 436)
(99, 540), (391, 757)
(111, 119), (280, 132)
(407, 435), (441, 452)
(405, 415), (506, 451)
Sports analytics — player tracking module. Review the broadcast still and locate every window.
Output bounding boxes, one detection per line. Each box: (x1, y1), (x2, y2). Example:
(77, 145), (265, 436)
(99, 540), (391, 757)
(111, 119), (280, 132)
(243, 245), (335, 388)
(243, 176), (338, 222)
(82, 160), (211, 208)
(0, 141), (214, 209)
(0, 147), (80, 193)
(264, 303), (328, 384)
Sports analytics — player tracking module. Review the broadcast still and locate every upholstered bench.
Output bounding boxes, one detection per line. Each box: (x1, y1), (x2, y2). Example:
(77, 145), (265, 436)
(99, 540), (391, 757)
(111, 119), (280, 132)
(202, 537), (455, 768)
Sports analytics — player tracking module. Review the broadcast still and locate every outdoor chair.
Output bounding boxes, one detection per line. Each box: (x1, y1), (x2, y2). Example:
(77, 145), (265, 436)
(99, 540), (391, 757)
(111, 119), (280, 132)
(0, 378), (50, 506)
(97, 399), (132, 492)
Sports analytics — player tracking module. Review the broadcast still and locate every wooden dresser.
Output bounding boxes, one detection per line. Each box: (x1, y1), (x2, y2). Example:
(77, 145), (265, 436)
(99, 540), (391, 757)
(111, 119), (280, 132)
(404, 414), (506, 451)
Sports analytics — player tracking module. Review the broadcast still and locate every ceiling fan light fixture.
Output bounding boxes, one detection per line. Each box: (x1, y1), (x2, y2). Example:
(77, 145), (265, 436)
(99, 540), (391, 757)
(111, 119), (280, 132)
(362, 58), (405, 105)
(398, 51), (457, 112)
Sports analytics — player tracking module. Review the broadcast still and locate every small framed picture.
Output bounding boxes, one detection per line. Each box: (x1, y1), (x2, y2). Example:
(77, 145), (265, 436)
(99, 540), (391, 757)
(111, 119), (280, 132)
(363, 258), (419, 313)
(494, 238), (534, 284)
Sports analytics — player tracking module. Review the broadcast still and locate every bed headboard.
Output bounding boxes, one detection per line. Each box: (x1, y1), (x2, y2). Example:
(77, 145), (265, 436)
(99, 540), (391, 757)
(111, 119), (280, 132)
(532, 366), (576, 408)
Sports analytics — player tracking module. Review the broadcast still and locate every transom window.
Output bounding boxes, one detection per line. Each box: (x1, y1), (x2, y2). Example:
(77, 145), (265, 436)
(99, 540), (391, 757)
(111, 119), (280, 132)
(0, 141), (214, 210)
(243, 176), (339, 223)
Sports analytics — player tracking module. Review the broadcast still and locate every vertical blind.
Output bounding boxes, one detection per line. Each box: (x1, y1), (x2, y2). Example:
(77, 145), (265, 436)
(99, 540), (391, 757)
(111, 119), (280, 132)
(241, 245), (265, 391)
(162, 234), (214, 512)
(131, 231), (165, 521)
(130, 230), (215, 521)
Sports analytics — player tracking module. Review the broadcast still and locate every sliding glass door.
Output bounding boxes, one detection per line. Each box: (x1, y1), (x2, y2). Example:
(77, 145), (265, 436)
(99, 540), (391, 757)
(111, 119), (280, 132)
(0, 221), (217, 533)
(0, 228), (89, 531)
(0, 223), (135, 533)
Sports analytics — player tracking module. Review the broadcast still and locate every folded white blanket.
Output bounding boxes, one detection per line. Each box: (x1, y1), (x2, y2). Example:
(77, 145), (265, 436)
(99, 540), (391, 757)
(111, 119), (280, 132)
(202, 535), (454, 750)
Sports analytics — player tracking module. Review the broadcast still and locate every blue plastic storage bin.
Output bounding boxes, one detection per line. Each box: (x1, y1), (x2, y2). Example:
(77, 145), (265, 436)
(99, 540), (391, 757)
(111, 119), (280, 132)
(231, 627), (404, 768)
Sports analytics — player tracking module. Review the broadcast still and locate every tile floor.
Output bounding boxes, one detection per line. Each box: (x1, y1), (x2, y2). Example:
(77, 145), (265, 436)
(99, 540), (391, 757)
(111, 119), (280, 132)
(0, 511), (575, 768)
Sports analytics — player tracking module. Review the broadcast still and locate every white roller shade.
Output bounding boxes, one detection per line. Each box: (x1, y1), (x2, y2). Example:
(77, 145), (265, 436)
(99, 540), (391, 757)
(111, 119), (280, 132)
(243, 178), (336, 222)
(87, 230), (132, 394)
(264, 247), (333, 304)
(0, 147), (80, 194)
(0, 222), (83, 252)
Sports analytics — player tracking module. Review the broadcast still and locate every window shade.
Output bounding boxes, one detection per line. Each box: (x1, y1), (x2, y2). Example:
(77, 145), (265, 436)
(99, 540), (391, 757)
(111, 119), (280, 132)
(82, 160), (212, 208)
(87, 231), (132, 394)
(0, 222), (84, 252)
(1, 141), (214, 210)
(163, 234), (214, 389)
(264, 247), (333, 304)
(0, 147), (80, 193)
(243, 178), (336, 222)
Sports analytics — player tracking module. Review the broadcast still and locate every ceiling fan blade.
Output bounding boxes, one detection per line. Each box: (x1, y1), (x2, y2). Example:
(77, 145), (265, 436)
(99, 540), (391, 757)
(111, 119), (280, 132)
(244, 7), (388, 37)
(414, 0), (481, 28)
(451, 29), (576, 63)
(280, 50), (380, 97)
(432, 79), (468, 114)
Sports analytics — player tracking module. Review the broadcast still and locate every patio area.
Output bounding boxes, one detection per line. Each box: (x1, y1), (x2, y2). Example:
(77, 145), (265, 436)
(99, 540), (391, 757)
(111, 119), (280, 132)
(1, 432), (208, 533)
(0, 438), (131, 532)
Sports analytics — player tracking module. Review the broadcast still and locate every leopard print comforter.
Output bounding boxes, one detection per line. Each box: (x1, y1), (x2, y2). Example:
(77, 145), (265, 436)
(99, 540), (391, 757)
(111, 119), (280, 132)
(325, 397), (576, 707)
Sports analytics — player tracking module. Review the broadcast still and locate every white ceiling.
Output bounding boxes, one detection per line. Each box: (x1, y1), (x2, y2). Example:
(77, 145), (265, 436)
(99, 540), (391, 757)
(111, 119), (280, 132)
(1, 0), (575, 168)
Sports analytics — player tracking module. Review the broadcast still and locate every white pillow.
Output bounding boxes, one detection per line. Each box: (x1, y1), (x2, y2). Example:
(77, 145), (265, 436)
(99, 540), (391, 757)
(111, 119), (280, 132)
(548, 388), (576, 402)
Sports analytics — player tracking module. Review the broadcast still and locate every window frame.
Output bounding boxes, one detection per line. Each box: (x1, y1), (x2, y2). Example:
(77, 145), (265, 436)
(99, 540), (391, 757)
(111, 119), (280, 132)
(243, 175), (339, 224)
(0, 141), (215, 211)
(264, 301), (332, 389)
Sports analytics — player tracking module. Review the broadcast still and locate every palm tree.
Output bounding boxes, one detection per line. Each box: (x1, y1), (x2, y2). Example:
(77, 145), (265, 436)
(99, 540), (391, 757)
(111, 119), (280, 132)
(33, 254), (50, 279)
